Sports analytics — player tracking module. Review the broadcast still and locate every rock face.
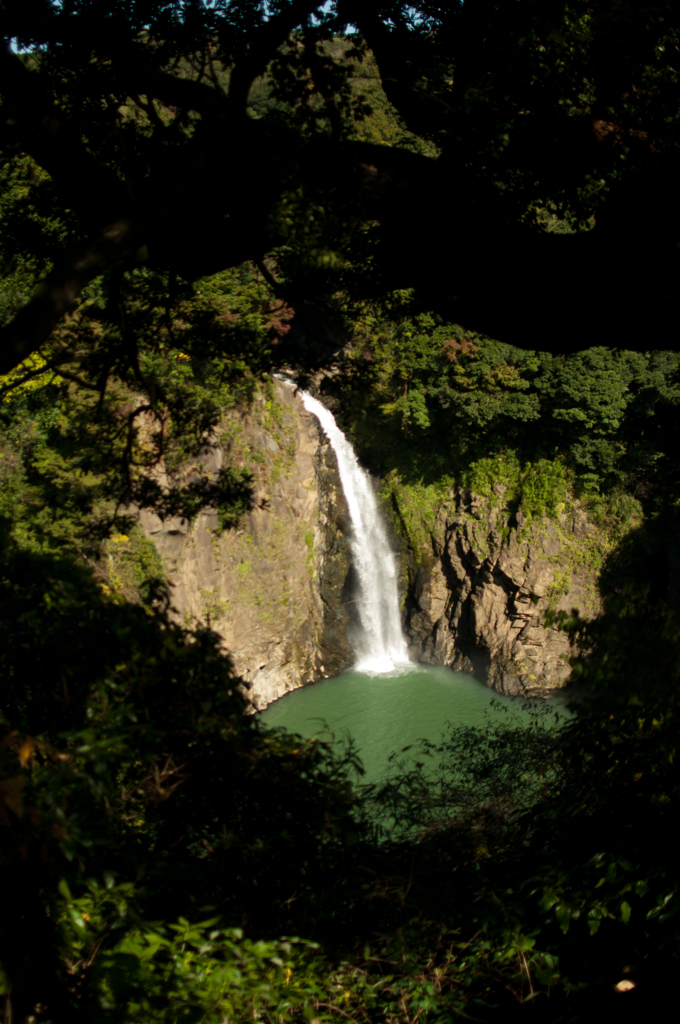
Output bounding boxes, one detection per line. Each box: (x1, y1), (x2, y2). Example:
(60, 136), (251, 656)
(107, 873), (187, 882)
(139, 380), (354, 709)
(403, 489), (604, 695)
(138, 384), (605, 704)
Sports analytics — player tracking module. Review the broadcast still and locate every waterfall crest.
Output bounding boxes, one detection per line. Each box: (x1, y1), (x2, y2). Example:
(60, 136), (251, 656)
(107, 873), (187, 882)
(301, 392), (410, 673)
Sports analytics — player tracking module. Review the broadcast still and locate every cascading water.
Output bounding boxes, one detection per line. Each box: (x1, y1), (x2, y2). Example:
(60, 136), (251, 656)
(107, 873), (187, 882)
(301, 391), (410, 674)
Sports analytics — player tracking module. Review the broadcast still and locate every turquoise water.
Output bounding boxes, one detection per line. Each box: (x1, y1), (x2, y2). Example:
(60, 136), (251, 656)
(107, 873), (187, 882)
(260, 664), (565, 785)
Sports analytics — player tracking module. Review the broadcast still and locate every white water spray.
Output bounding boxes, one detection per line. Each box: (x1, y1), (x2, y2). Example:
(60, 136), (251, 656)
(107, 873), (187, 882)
(301, 391), (410, 674)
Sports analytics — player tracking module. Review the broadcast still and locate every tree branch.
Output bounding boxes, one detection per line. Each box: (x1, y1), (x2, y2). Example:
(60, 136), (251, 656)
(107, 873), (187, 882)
(226, 0), (325, 115)
(337, 4), (453, 140)
(139, 71), (229, 120)
(302, 20), (344, 137)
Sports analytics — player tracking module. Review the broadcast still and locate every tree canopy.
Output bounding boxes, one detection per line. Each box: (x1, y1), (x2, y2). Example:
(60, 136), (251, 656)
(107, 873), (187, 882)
(2, 8), (680, 1020)
(1, 0), (679, 375)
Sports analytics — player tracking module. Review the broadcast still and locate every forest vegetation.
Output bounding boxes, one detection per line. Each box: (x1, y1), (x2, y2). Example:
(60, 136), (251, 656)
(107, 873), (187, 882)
(1, 3), (679, 1023)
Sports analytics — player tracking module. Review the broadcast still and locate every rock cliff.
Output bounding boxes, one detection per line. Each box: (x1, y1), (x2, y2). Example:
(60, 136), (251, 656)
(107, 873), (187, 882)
(400, 488), (605, 695)
(138, 383), (606, 705)
(139, 380), (354, 709)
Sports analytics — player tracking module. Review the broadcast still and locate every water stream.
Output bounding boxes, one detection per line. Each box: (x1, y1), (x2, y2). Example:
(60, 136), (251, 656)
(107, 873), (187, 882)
(300, 391), (409, 672)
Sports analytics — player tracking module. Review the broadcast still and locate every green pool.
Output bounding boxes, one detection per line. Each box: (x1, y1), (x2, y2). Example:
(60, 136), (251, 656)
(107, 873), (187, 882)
(260, 664), (565, 785)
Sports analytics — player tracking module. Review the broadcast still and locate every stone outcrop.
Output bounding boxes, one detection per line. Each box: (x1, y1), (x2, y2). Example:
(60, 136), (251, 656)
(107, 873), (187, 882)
(139, 380), (353, 709)
(402, 489), (604, 695)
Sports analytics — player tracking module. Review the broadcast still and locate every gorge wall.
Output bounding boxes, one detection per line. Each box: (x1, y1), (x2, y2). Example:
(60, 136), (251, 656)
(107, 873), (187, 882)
(139, 380), (354, 710)
(396, 488), (605, 696)
(139, 383), (605, 706)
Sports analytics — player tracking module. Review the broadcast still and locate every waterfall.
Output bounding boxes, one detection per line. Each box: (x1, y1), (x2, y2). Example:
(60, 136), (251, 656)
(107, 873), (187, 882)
(301, 391), (410, 674)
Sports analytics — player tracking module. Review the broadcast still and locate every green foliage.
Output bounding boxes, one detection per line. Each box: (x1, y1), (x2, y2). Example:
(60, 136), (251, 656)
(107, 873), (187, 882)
(464, 453), (570, 521)
(518, 461), (570, 520)
(0, 154), (76, 328)
(0, 377), (111, 556)
(324, 300), (680, 555)
(0, 535), (372, 1021)
(101, 526), (165, 603)
(53, 886), (324, 1024)
(381, 471), (452, 557)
